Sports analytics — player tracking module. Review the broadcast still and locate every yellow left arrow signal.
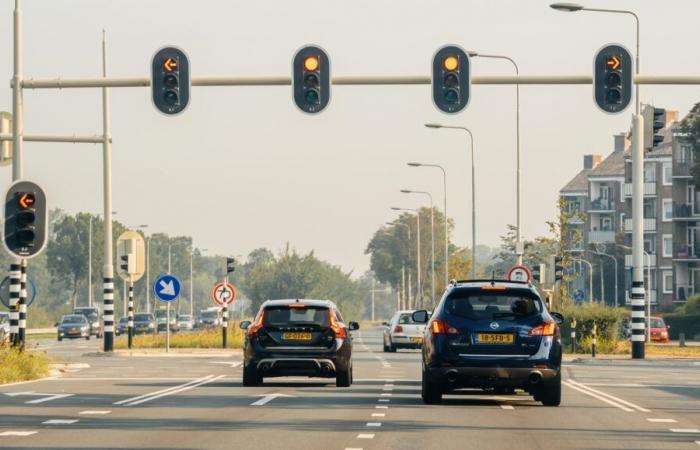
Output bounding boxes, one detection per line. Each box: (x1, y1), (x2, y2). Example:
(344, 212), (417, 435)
(163, 58), (177, 72)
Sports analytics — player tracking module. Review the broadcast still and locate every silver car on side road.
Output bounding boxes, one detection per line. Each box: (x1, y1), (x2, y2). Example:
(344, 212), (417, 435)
(382, 310), (427, 352)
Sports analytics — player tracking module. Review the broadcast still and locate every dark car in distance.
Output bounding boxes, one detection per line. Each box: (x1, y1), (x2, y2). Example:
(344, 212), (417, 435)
(57, 314), (91, 341)
(414, 279), (563, 406)
(133, 313), (156, 335)
(73, 307), (102, 338)
(240, 299), (359, 387)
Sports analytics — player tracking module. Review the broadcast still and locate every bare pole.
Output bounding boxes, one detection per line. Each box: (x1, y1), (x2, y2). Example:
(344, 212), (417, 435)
(101, 30), (115, 352)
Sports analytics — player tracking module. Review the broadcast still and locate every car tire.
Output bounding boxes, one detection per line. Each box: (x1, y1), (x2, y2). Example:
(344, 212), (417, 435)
(336, 365), (352, 388)
(57, 336), (62, 342)
(538, 372), (561, 407)
(389, 342), (397, 353)
(242, 363), (262, 387)
(382, 337), (390, 352)
(421, 368), (442, 404)
(85, 335), (90, 340)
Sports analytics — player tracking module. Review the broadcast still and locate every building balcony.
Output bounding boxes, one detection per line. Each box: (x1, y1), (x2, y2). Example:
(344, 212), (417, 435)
(566, 216), (585, 225)
(674, 160), (692, 178)
(674, 243), (700, 260)
(623, 182), (656, 197)
(673, 202), (700, 220)
(589, 198), (615, 211)
(625, 289), (657, 305)
(624, 218), (656, 233)
(676, 284), (695, 302)
(588, 230), (616, 244)
(624, 254), (656, 267)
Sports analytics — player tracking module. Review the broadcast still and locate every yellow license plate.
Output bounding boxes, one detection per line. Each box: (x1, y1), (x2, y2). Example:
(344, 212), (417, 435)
(410, 337), (423, 343)
(477, 333), (514, 344)
(282, 332), (312, 341)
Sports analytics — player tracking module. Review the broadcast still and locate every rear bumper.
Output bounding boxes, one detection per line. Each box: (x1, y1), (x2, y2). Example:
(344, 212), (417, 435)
(425, 365), (558, 389)
(391, 334), (423, 347)
(245, 339), (352, 378)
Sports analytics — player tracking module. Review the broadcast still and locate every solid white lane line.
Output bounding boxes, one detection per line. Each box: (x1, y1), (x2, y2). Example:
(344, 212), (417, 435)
(42, 419), (78, 425)
(125, 375), (223, 406)
(647, 418), (677, 423)
(366, 422), (382, 427)
(562, 381), (633, 412)
(114, 375), (214, 405)
(79, 410), (111, 415)
(500, 405), (515, 410)
(0, 431), (37, 436)
(372, 413), (385, 417)
(568, 380), (651, 412)
(357, 434), (375, 439)
(345, 448), (363, 450)
(670, 429), (700, 433)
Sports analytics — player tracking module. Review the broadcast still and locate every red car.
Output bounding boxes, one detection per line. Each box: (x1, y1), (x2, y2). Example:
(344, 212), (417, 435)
(649, 316), (670, 343)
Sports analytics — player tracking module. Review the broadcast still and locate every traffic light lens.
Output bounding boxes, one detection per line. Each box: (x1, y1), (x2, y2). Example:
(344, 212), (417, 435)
(605, 72), (621, 88)
(303, 56), (320, 72)
(16, 211), (35, 227)
(605, 88), (621, 105)
(164, 90), (179, 105)
(304, 74), (319, 88)
(443, 55), (459, 71)
(444, 73), (459, 88)
(305, 89), (320, 104)
(16, 229), (35, 245)
(444, 89), (459, 104)
(164, 74), (178, 88)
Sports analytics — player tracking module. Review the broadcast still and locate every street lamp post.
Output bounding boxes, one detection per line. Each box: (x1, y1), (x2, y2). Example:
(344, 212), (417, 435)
(408, 162), (449, 288)
(401, 190), (436, 308)
(388, 222), (411, 309)
(192, 248), (208, 318)
(392, 207), (422, 307)
(550, 0), (645, 360)
(591, 248), (619, 307)
(424, 124), (477, 279)
(572, 258), (594, 302)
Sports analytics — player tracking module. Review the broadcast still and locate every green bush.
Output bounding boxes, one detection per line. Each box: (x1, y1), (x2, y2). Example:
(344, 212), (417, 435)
(662, 313), (700, 340)
(556, 303), (625, 353)
(0, 344), (50, 384)
(114, 326), (245, 349)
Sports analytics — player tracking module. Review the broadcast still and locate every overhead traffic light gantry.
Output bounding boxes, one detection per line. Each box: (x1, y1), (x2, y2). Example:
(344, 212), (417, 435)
(594, 44), (632, 114)
(3, 180), (47, 258)
(151, 46), (190, 115)
(432, 45), (470, 114)
(293, 45), (331, 114)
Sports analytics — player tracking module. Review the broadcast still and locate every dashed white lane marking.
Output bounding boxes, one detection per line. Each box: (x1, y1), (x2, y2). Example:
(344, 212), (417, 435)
(43, 419), (79, 425)
(344, 448), (363, 450)
(378, 399), (390, 402)
(0, 431), (38, 436)
(4, 392), (74, 404)
(372, 413), (385, 417)
(357, 434), (375, 439)
(670, 429), (700, 433)
(567, 380), (650, 413)
(647, 418), (677, 423)
(79, 410), (111, 415)
(375, 405), (388, 409)
(210, 361), (242, 368)
(500, 405), (515, 410)
(366, 422), (382, 427)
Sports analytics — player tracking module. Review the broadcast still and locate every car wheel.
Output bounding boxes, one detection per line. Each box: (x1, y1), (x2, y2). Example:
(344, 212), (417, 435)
(421, 368), (442, 404)
(389, 342), (397, 352)
(382, 336), (389, 352)
(242, 363), (262, 387)
(85, 335), (90, 340)
(336, 365), (351, 388)
(57, 336), (62, 342)
(538, 372), (561, 407)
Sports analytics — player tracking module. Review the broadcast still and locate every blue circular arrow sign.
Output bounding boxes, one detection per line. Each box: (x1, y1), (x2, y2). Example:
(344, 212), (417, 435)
(153, 274), (181, 303)
(572, 289), (586, 303)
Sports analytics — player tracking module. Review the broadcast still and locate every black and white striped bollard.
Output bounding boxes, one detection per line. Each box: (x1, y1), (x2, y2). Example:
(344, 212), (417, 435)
(222, 304), (228, 349)
(18, 260), (27, 350)
(9, 263), (20, 346)
(103, 275), (115, 352)
(570, 318), (577, 354)
(591, 322), (597, 358)
(127, 281), (134, 349)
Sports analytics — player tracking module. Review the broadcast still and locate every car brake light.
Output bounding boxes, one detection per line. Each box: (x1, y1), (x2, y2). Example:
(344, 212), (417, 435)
(394, 325), (403, 333)
(328, 310), (347, 338)
(247, 310), (265, 337)
(529, 322), (558, 337)
(288, 303), (307, 309)
(430, 320), (459, 335)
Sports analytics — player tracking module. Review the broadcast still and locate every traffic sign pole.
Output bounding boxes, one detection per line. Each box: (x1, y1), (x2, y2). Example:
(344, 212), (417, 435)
(222, 275), (228, 349)
(18, 259), (26, 350)
(8, 263), (19, 345)
(127, 279), (134, 349)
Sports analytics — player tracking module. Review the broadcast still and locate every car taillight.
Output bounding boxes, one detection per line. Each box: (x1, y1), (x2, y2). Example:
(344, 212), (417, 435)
(247, 310), (265, 337)
(394, 325), (403, 333)
(328, 310), (347, 338)
(430, 320), (459, 335)
(529, 322), (558, 337)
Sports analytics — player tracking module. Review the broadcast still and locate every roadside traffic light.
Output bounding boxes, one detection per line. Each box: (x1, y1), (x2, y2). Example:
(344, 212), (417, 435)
(594, 44), (632, 114)
(293, 45), (330, 114)
(120, 254), (135, 274)
(432, 45), (470, 114)
(642, 105), (666, 150)
(554, 256), (563, 282)
(3, 180), (47, 258)
(226, 257), (235, 274)
(532, 264), (545, 284)
(151, 46), (190, 115)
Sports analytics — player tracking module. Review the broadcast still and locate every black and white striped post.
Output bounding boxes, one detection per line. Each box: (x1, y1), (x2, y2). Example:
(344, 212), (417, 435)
(127, 279), (134, 349)
(570, 318), (577, 353)
(591, 322), (597, 358)
(630, 281), (645, 358)
(8, 262), (20, 346)
(18, 259), (27, 350)
(222, 302), (228, 349)
(103, 274), (115, 352)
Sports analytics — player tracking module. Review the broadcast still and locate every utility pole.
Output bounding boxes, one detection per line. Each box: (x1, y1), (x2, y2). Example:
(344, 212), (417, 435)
(101, 30), (115, 352)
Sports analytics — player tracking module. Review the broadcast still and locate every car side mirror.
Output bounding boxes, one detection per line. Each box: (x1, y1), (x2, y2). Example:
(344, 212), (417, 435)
(550, 312), (564, 325)
(54, 322), (59, 327)
(239, 320), (251, 330)
(382, 321), (389, 327)
(348, 321), (360, 331)
(412, 310), (429, 323)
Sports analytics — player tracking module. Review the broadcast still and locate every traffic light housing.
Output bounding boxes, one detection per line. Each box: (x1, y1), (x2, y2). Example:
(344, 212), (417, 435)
(594, 44), (632, 114)
(554, 256), (563, 282)
(3, 180), (47, 258)
(226, 257), (235, 274)
(643, 105), (666, 150)
(120, 254), (135, 274)
(293, 45), (331, 114)
(432, 45), (470, 114)
(151, 46), (190, 115)
(532, 264), (544, 284)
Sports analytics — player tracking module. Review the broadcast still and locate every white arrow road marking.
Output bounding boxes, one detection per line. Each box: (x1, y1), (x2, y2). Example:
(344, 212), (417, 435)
(563, 381), (633, 412)
(250, 393), (294, 406)
(4, 391), (74, 404)
(0, 431), (37, 437)
(159, 280), (175, 296)
(43, 419), (78, 425)
(567, 380), (651, 412)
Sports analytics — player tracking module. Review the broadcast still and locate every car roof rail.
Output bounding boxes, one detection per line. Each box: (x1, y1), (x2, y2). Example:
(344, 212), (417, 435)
(451, 279), (529, 285)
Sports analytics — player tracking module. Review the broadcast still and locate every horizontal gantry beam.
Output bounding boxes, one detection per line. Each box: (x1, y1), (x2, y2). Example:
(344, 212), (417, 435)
(0, 133), (109, 143)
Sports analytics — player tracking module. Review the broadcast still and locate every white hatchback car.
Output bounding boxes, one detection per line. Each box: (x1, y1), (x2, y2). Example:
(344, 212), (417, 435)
(382, 310), (426, 352)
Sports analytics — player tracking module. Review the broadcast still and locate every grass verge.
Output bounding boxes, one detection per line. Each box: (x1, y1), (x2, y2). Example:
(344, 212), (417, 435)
(0, 344), (50, 384)
(114, 326), (245, 350)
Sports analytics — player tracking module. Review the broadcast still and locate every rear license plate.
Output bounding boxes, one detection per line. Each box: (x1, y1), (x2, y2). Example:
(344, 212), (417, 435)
(282, 332), (312, 341)
(476, 333), (513, 344)
(410, 337), (423, 343)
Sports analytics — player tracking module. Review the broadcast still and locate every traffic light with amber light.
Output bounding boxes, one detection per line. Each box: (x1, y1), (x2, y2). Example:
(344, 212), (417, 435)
(293, 46), (330, 113)
(594, 44), (632, 114)
(151, 47), (190, 115)
(432, 45), (470, 114)
(3, 180), (47, 259)
(226, 257), (235, 274)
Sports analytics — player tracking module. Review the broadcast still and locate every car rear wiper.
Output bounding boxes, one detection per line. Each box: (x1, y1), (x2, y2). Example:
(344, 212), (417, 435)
(492, 312), (525, 319)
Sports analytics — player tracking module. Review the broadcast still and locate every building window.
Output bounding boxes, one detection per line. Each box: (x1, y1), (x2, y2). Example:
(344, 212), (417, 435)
(662, 271), (673, 294)
(644, 198), (657, 218)
(620, 213), (625, 231)
(663, 234), (673, 258)
(662, 199), (673, 221)
(644, 163), (656, 182)
(662, 163), (672, 185)
(644, 236), (656, 255)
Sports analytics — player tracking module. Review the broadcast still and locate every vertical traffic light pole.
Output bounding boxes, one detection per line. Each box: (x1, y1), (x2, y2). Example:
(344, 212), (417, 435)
(222, 269), (228, 349)
(18, 259), (26, 349)
(127, 276), (134, 349)
(8, 263), (20, 345)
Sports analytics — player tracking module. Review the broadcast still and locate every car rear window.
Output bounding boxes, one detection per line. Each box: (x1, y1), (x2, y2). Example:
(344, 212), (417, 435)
(62, 315), (86, 323)
(650, 318), (665, 328)
(135, 314), (153, 321)
(263, 305), (329, 327)
(397, 313), (418, 325)
(444, 289), (542, 321)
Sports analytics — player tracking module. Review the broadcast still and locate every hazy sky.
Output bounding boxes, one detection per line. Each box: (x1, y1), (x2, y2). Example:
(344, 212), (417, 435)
(1, 0), (699, 275)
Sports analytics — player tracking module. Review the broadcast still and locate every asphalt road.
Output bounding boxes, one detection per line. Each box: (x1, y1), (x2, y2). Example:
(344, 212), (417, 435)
(1, 328), (699, 449)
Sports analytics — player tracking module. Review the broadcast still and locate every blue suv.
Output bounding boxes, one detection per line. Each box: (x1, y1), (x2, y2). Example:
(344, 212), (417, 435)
(412, 279), (563, 406)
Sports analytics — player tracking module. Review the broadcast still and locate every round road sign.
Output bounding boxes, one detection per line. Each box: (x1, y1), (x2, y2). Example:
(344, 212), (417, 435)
(211, 282), (237, 306)
(507, 265), (531, 283)
(0, 276), (37, 309)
